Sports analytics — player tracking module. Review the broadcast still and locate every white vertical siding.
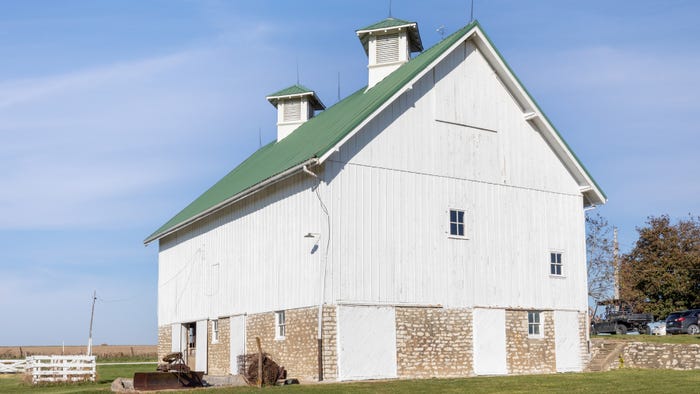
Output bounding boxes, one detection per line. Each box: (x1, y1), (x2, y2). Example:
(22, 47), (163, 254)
(324, 38), (588, 311)
(158, 173), (328, 325)
(158, 36), (590, 325)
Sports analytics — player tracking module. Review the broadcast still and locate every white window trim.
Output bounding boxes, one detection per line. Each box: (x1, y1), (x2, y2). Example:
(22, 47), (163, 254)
(447, 208), (469, 239)
(528, 311), (543, 339)
(211, 319), (219, 344)
(275, 311), (286, 340)
(549, 251), (564, 277)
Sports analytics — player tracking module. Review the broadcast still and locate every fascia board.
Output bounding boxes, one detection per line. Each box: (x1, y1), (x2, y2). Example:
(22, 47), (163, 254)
(470, 28), (607, 206)
(356, 23), (416, 35)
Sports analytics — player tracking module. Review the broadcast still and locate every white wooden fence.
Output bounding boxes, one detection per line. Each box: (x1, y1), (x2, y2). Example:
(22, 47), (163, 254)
(0, 359), (27, 373)
(25, 355), (96, 383)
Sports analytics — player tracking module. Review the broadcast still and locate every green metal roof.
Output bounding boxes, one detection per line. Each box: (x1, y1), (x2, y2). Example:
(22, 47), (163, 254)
(267, 84), (314, 98)
(357, 17), (415, 32)
(266, 84), (325, 110)
(356, 17), (423, 54)
(145, 19), (605, 244)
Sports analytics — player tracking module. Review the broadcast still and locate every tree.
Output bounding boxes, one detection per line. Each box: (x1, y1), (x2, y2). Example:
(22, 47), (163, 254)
(586, 212), (615, 303)
(620, 215), (700, 318)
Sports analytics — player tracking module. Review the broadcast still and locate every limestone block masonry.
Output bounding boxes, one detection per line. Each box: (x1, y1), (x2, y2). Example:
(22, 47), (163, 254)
(245, 306), (337, 382)
(604, 341), (700, 370)
(395, 307), (473, 378)
(207, 317), (230, 375)
(578, 311), (590, 366)
(505, 310), (556, 374)
(157, 325), (170, 362)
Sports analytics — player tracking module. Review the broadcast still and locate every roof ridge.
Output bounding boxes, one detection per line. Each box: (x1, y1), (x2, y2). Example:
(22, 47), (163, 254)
(146, 19), (605, 243)
(145, 21), (480, 243)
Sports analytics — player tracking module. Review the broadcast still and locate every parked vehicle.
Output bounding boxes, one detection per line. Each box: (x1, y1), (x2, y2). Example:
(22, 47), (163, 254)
(590, 299), (654, 335)
(646, 321), (666, 336)
(665, 309), (700, 335)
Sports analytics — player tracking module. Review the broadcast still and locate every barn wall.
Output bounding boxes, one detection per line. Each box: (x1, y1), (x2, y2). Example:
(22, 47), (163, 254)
(244, 306), (337, 382)
(395, 307), (473, 378)
(324, 38), (588, 312)
(208, 317), (230, 375)
(505, 310), (556, 374)
(158, 172), (328, 325)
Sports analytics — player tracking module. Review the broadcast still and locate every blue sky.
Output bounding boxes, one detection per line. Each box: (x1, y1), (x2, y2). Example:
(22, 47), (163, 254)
(1, 1), (698, 346)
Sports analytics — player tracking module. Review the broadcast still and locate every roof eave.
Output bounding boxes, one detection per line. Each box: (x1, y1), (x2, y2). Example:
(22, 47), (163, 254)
(319, 23), (482, 164)
(266, 91), (326, 110)
(469, 25), (606, 204)
(355, 22), (417, 35)
(144, 158), (319, 245)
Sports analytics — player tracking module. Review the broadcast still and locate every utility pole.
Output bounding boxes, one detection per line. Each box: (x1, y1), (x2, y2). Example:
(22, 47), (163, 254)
(613, 228), (619, 300)
(87, 290), (96, 356)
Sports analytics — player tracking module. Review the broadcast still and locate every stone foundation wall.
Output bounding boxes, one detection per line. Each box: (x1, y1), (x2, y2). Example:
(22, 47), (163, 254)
(207, 318), (230, 375)
(395, 307), (473, 378)
(578, 312), (590, 365)
(157, 325), (171, 361)
(321, 306), (338, 380)
(607, 342), (700, 370)
(505, 310), (556, 374)
(246, 306), (337, 382)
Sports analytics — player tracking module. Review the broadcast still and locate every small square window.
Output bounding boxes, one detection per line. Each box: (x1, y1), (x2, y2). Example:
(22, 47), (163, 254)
(211, 319), (219, 344)
(528, 311), (542, 337)
(550, 252), (563, 276)
(275, 311), (286, 340)
(449, 209), (465, 237)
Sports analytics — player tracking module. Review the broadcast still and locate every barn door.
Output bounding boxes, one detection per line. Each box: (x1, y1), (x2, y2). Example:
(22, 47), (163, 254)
(554, 311), (582, 372)
(229, 315), (246, 375)
(473, 308), (507, 375)
(171, 323), (182, 353)
(337, 305), (397, 380)
(196, 320), (208, 373)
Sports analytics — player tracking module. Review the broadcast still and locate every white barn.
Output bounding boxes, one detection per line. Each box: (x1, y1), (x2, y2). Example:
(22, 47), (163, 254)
(145, 17), (606, 380)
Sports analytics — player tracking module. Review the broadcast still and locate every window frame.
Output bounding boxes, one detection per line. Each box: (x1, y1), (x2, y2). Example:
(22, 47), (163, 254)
(211, 319), (219, 344)
(275, 311), (286, 340)
(528, 311), (543, 338)
(550, 251), (563, 277)
(448, 209), (467, 239)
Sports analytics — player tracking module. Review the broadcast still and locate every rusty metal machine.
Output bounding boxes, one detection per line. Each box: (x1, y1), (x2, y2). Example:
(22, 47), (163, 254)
(133, 352), (204, 391)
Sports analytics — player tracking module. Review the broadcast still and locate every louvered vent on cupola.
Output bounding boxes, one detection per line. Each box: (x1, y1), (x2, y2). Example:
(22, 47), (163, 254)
(356, 17), (423, 89)
(266, 84), (325, 142)
(376, 33), (400, 63)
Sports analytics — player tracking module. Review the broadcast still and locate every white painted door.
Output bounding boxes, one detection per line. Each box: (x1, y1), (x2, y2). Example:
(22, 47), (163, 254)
(337, 305), (397, 380)
(229, 315), (246, 375)
(554, 311), (582, 372)
(196, 320), (208, 373)
(473, 308), (507, 375)
(171, 323), (182, 353)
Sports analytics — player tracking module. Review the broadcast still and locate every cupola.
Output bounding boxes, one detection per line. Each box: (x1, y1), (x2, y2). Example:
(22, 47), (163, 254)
(266, 84), (325, 142)
(356, 17), (423, 89)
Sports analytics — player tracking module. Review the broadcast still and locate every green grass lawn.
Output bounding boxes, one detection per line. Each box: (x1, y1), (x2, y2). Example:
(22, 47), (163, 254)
(591, 334), (700, 344)
(0, 364), (153, 393)
(2, 368), (699, 393)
